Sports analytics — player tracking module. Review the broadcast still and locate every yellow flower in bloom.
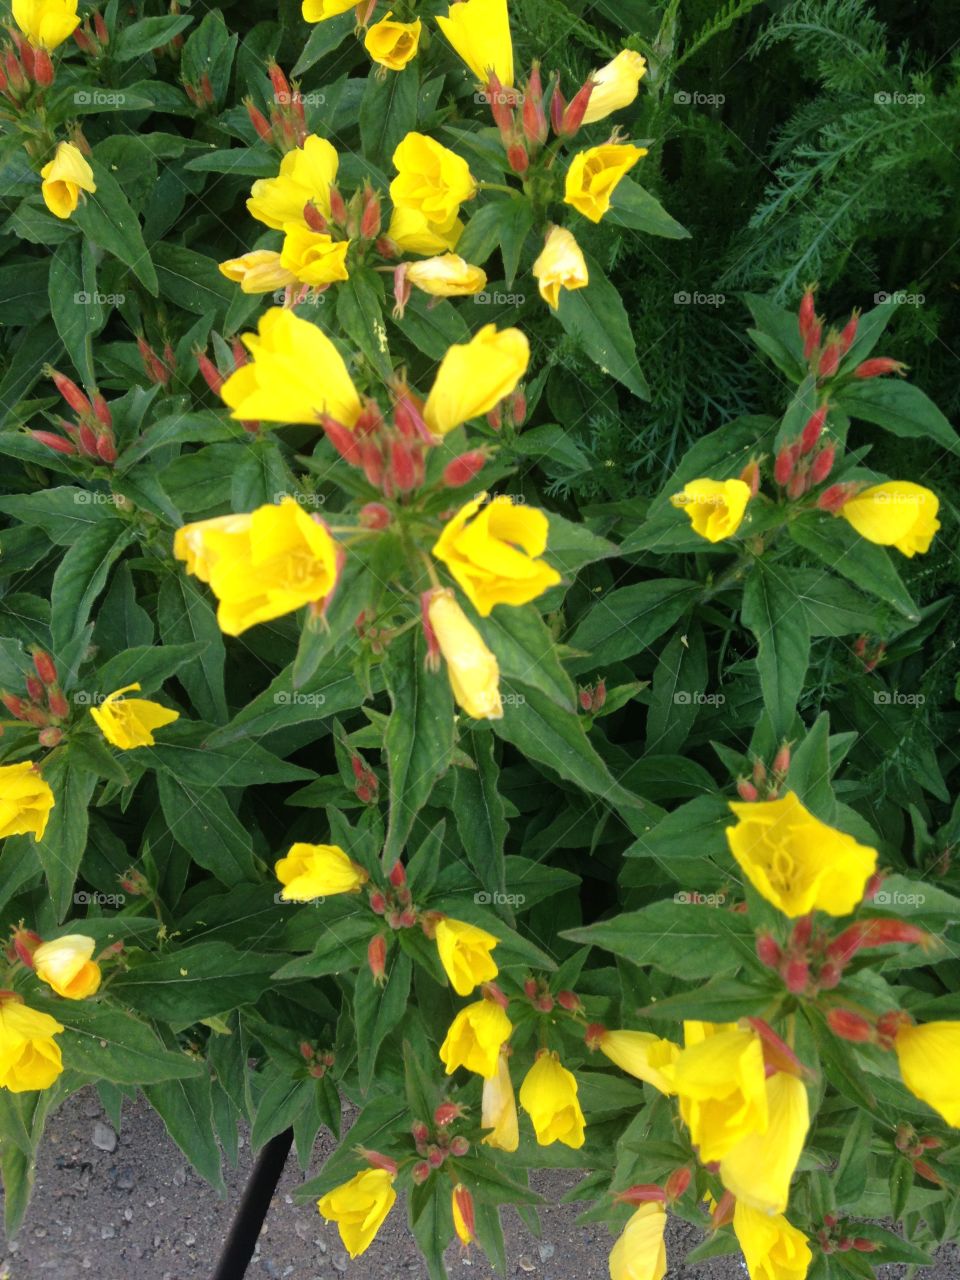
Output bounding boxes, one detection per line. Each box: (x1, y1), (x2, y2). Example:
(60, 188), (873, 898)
(390, 133), (476, 244)
(406, 254), (487, 298)
(437, 0), (514, 86)
(596, 1030), (680, 1094)
(564, 143), (645, 223)
(387, 206), (464, 254)
(439, 998), (512, 1078)
(280, 225), (351, 287)
(608, 1203), (668, 1280)
(726, 792), (878, 918)
(520, 1052), (586, 1148)
(532, 226), (589, 310)
(247, 135), (339, 230)
(89, 683), (179, 750)
(427, 588), (503, 719)
(364, 14), (422, 71)
(220, 308), (361, 427)
(40, 142), (96, 220)
(482, 1049), (519, 1151)
(733, 1203), (812, 1280)
(582, 50), (647, 125)
(0, 999), (64, 1092)
(302, 0), (354, 18)
(719, 1071), (810, 1213)
(219, 250), (297, 294)
(894, 1021), (960, 1127)
(317, 1169), (396, 1258)
(432, 494), (560, 615)
(174, 497), (341, 636)
(424, 325), (529, 436)
(12, 0), (79, 49)
(670, 478), (752, 542)
(275, 842), (368, 901)
(0, 762), (55, 841)
(841, 481), (940, 558)
(32, 935), (101, 1000)
(435, 918), (499, 995)
(668, 1023), (767, 1162)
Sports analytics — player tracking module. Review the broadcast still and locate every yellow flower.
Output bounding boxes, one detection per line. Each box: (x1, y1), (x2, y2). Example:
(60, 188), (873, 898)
(482, 1049), (519, 1151)
(406, 253), (486, 297)
(220, 308), (361, 427)
(532, 226), (589, 310)
(89, 683), (179, 750)
(32, 935), (101, 1000)
(564, 143), (646, 223)
(435, 918), (499, 995)
(247, 135), (339, 230)
(219, 250), (297, 294)
(173, 497), (341, 636)
(432, 494), (560, 615)
(275, 842), (368, 901)
(40, 142), (96, 220)
(733, 1203), (812, 1280)
(726, 792), (878, 918)
(596, 1029), (680, 1094)
(0, 761), (55, 841)
(582, 50), (647, 125)
(387, 206), (464, 255)
(668, 1023), (767, 1162)
(452, 1185), (474, 1244)
(424, 325), (529, 436)
(0, 998), (64, 1092)
(841, 481), (940, 558)
(280, 225), (351, 286)
(439, 998), (512, 1078)
(364, 14), (421, 71)
(719, 1071), (810, 1213)
(436, 0), (513, 86)
(519, 1052), (586, 1148)
(12, 0), (79, 49)
(427, 588), (503, 719)
(670, 478), (752, 542)
(894, 1021), (960, 1127)
(390, 133), (476, 243)
(608, 1203), (667, 1280)
(317, 1168), (396, 1258)
(302, 0), (355, 19)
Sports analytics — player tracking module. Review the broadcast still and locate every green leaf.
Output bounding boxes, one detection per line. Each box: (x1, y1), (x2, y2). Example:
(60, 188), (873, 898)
(409, 1181), (451, 1280)
(157, 773), (259, 886)
(741, 563), (810, 739)
(393, 291), (469, 358)
(112, 943), (279, 1020)
(788, 569), (893, 638)
(789, 517), (919, 621)
(453, 730), (508, 902)
(606, 179), (689, 238)
(157, 575), (229, 724)
(542, 510), (618, 575)
(556, 253), (649, 399)
(562, 900), (753, 978)
(34, 1000), (202, 1084)
(95, 642), (205, 695)
(836, 378), (959, 453)
(33, 756), (97, 921)
(359, 64), (419, 167)
(143, 1071), (224, 1192)
(336, 268), (392, 380)
(645, 624), (708, 754)
(834, 1107), (873, 1206)
(48, 237), (101, 385)
(293, 12), (354, 74)
(153, 243), (237, 318)
(623, 793), (730, 864)
(251, 1075), (312, 1152)
(475, 604), (575, 710)
(497, 196), (534, 288)
(114, 14), (193, 59)
(272, 915), (374, 979)
(72, 162), (158, 295)
(205, 658), (373, 746)
(354, 949), (412, 1093)
(50, 519), (133, 651)
(568, 579), (700, 667)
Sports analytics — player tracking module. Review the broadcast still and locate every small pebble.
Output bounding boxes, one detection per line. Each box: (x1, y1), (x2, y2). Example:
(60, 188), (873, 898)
(91, 1122), (117, 1153)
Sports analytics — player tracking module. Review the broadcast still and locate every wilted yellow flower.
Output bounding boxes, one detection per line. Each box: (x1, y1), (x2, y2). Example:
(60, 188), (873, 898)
(364, 14), (421, 70)
(390, 133), (476, 244)
(452, 1185), (474, 1244)
(89, 683), (179, 749)
(894, 1021), (960, 1127)
(0, 998), (64, 1092)
(220, 308), (361, 427)
(40, 142), (96, 219)
(564, 143), (646, 223)
(0, 762), (55, 841)
(733, 1203), (812, 1280)
(219, 250), (297, 294)
(608, 1203), (667, 1280)
(275, 842), (368, 900)
(532, 226), (589, 310)
(670, 478), (752, 542)
(439, 998), (512, 1078)
(33, 935), (101, 1000)
(174, 497), (341, 636)
(668, 1023), (768, 1162)
(841, 481), (940, 557)
(596, 1029), (680, 1094)
(726, 792), (878, 918)
(582, 50), (647, 124)
(719, 1071), (810, 1213)
(280, 225), (350, 286)
(13, 0), (79, 49)
(432, 494), (560, 615)
(406, 253), (486, 297)
(435, 918), (499, 995)
(519, 1052), (585, 1148)
(386, 206), (464, 254)
(317, 1168), (396, 1258)
(437, 0), (513, 85)
(482, 1049), (519, 1151)
(427, 588), (503, 719)
(247, 135), (339, 230)
(424, 325), (529, 436)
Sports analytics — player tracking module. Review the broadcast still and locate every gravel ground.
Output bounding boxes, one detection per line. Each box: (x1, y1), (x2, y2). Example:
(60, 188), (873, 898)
(0, 1089), (955, 1279)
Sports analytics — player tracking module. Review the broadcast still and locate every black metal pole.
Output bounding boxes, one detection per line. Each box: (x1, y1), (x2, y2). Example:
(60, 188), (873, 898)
(211, 1127), (294, 1280)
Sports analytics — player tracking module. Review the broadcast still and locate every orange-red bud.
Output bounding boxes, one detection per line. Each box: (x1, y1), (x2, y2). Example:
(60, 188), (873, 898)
(800, 404), (828, 455)
(774, 444), (796, 487)
(442, 450), (488, 488)
(853, 357), (906, 379)
(736, 778), (758, 802)
(818, 340), (841, 379)
(756, 932), (782, 968)
(826, 1008), (875, 1042)
(367, 934), (387, 984)
(809, 445), (835, 485)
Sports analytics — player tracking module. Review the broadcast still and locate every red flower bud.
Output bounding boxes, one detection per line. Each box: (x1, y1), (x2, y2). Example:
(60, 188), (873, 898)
(412, 1161), (431, 1185)
(772, 743), (791, 775)
(817, 482), (856, 513)
(38, 727), (63, 747)
(31, 650), (57, 687)
(96, 434), (117, 464)
(853, 357), (906, 379)
(802, 320), (822, 361)
(47, 367), (91, 416)
(411, 1120), (430, 1143)
(913, 1160), (942, 1185)
(195, 348), (225, 396)
(32, 48), (54, 86)
(434, 1102), (463, 1126)
(664, 1167), (691, 1202)
(48, 688), (69, 719)
(450, 1135), (469, 1157)
(427, 1145), (445, 1168)
(736, 778), (759, 802)
(797, 285), (817, 342)
(358, 502), (390, 530)
(521, 64), (548, 147)
(2, 693), (27, 720)
(556, 989), (581, 1012)
(389, 439), (419, 493)
(506, 142), (529, 174)
(826, 1008), (875, 1042)
(29, 429), (77, 455)
(369, 891), (387, 915)
(774, 444), (796, 487)
(25, 675), (44, 703)
(523, 977), (538, 999)
(329, 185), (347, 226)
(800, 404), (828, 455)
(852, 1238), (878, 1252)
(534, 993), (555, 1013)
(615, 1184), (666, 1206)
(452, 1184), (475, 1242)
(360, 184), (381, 240)
(388, 862), (406, 888)
(782, 957), (809, 994)
(442, 450), (488, 488)
(584, 1022), (606, 1050)
(809, 444), (835, 485)
(484, 73), (514, 137)
(839, 309), (860, 355)
(739, 458), (761, 496)
(367, 933), (387, 984)
(560, 78), (594, 136)
(818, 340), (841, 379)
(755, 933), (782, 969)
(817, 961), (842, 989)
(93, 10), (109, 43)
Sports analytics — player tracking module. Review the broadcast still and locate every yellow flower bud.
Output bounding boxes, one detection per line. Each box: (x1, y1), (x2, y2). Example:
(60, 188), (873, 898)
(733, 1203), (812, 1280)
(670, 477), (752, 542)
(608, 1202), (667, 1280)
(387, 206), (464, 254)
(581, 50), (647, 125)
(564, 143), (645, 223)
(436, 0), (514, 86)
(596, 1030), (680, 1094)
(451, 1184), (475, 1244)
(841, 481), (940, 557)
(482, 1049), (519, 1150)
(435, 918), (499, 995)
(427, 588), (503, 719)
(439, 998), (512, 1078)
(668, 1023), (767, 1162)
(0, 762), (55, 841)
(519, 1052), (586, 1148)
(719, 1071), (810, 1213)
(0, 998), (64, 1092)
(218, 250), (297, 294)
(89, 683), (179, 750)
(424, 326), (529, 436)
(316, 1168), (396, 1258)
(13, 0), (79, 50)
(247, 135), (340, 230)
(32, 934), (101, 1000)
(302, 0), (355, 19)
(390, 132), (476, 242)
(364, 14), (422, 71)
(406, 253), (486, 297)
(725, 792), (878, 918)
(280, 225), (351, 286)
(40, 142), (96, 220)
(275, 842), (368, 900)
(894, 1021), (960, 1127)
(532, 226), (589, 309)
